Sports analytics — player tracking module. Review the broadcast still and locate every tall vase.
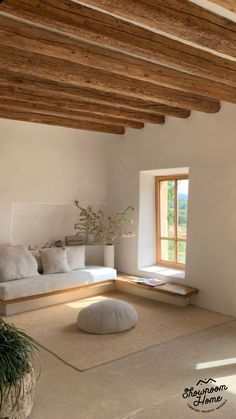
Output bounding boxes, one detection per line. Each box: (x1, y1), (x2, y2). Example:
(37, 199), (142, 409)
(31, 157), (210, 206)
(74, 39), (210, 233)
(104, 245), (115, 268)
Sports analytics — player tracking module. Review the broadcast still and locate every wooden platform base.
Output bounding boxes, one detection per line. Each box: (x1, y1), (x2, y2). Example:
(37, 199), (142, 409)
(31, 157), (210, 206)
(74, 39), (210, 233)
(0, 275), (198, 315)
(0, 281), (116, 316)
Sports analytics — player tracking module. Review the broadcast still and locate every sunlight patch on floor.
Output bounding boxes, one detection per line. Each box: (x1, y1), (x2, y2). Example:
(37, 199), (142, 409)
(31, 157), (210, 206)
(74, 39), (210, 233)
(196, 357), (236, 370)
(66, 295), (109, 309)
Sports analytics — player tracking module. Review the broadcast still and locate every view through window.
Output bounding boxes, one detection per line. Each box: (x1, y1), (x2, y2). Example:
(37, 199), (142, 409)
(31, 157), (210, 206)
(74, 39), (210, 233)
(155, 175), (189, 268)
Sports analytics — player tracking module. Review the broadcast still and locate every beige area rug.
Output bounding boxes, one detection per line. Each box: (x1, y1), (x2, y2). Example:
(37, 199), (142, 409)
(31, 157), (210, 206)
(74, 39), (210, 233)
(7, 292), (233, 371)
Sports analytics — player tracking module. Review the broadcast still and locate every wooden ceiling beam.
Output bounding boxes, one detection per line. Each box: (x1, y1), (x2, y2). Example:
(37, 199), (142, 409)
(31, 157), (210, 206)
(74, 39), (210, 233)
(0, 98), (145, 129)
(0, 16), (235, 103)
(0, 71), (191, 119)
(80, 0), (236, 58)
(1, 1), (236, 87)
(0, 108), (125, 134)
(0, 46), (220, 113)
(206, 1), (236, 13)
(0, 88), (165, 124)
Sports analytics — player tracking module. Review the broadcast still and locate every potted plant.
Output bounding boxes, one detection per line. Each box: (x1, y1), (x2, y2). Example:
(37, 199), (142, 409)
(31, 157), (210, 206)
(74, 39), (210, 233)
(0, 319), (38, 419)
(74, 201), (135, 268)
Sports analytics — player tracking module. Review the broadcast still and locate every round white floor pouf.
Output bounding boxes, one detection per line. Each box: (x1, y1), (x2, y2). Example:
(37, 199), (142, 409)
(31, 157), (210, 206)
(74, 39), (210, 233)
(77, 299), (138, 334)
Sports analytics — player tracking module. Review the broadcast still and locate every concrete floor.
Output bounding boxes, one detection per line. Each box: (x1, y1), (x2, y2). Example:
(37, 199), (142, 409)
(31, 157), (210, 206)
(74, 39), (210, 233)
(30, 320), (236, 419)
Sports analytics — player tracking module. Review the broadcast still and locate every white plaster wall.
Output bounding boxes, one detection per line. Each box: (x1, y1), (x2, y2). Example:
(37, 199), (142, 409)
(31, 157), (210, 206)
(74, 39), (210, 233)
(1, 103), (236, 316)
(0, 118), (114, 251)
(107, 102), (236, 316)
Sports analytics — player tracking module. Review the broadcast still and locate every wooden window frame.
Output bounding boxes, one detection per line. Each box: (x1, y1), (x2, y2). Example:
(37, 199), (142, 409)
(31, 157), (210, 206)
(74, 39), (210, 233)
(155, 174), (189, 269)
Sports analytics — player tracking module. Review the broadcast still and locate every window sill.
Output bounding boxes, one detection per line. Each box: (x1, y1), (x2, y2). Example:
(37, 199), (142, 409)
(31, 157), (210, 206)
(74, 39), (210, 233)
(139, 264), (185, 281)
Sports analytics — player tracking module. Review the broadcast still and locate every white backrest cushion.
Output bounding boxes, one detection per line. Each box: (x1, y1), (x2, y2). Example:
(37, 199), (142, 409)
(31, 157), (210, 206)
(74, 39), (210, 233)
(0, 245), (39, 282)
(30, 251), (43, 274)
(66, 246), (85, 270)
(40, 248), (71, 274)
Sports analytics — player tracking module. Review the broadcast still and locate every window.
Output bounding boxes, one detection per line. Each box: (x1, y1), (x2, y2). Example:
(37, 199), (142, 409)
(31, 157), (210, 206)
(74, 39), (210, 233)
(155, 175), (189, 268)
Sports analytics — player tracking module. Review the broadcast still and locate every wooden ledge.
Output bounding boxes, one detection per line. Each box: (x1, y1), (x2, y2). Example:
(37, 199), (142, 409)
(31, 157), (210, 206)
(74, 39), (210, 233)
(116, 275), (198, 298)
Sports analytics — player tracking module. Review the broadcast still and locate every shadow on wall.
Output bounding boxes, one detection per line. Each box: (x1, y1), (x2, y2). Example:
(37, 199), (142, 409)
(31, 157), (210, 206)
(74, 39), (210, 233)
(11, 202), (78, 246)
(10, 202), (105, 265)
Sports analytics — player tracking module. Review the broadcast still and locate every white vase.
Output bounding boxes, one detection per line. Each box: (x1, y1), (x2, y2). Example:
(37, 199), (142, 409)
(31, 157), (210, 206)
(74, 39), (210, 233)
(104, 245), (115, 268)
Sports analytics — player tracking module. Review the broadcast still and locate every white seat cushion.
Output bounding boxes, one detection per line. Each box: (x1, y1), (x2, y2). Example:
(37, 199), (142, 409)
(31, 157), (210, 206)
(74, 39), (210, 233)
(77, 299), (138, 335)
(0, 266), (116, 301)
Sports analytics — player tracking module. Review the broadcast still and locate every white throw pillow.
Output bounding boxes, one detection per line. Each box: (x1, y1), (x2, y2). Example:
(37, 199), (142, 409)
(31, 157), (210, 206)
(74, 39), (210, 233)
(66, 246), (85, 270)
(30, 251), (43, 274)
(0, 245), (39, 282)
(40, 248), (71, 274)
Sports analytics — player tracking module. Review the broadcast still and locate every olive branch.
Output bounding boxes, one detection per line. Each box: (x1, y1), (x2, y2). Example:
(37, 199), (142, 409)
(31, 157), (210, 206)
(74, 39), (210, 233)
(74, 200), (135, 245)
